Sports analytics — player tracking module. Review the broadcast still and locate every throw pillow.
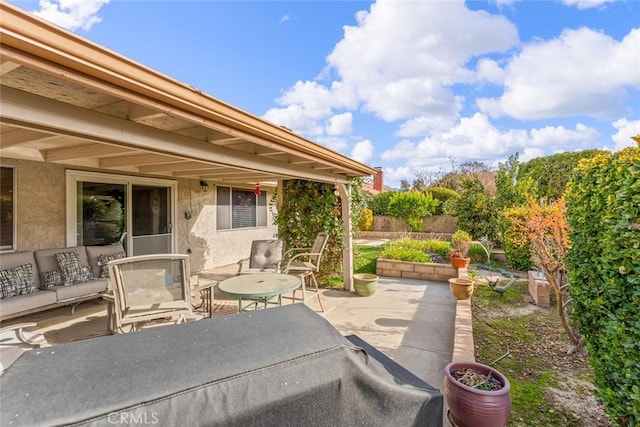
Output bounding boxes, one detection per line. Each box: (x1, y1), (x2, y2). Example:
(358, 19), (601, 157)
(97, 251), (126, 278)
(41, 270), (64, 288)
(56, 251), (86, 285)
(0, 272), (18, 299)
(0, 263), (37, 296)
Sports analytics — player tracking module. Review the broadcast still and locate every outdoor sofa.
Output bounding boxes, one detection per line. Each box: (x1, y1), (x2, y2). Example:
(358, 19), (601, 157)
(0, 244), (125, 321)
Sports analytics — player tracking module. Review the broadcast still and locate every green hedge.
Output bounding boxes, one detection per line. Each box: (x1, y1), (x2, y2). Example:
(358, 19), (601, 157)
(565, 145), (640, 426)
(502, 206), (533, 271)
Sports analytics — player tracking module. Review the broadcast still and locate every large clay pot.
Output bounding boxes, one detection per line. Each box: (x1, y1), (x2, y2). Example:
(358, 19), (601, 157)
(353, 273), (378, 296)
(444, 361), (512, 427)
(449, 277), (474, 300)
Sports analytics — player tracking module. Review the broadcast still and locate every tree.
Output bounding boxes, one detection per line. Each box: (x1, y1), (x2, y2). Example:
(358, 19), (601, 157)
(495, 153), (537, 211)
(507, 198), (582, 354)
(518, 150), (604, 200)
(387, 191), (439, 232)
(447, 177), (500, 242)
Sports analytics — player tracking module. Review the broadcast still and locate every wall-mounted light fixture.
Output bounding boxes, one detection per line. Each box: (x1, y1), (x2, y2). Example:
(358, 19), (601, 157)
(200, 180), (209, 192)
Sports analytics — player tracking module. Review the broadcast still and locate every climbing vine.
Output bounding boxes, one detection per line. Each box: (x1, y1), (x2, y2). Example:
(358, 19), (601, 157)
(273, 178), (367, 284)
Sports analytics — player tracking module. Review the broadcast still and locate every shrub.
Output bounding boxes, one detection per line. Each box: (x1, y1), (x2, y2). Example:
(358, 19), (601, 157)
(502, 206), (534, 271)
(379, 238), (450, 262)
(468, 242), (489, 264)
(565, 143), (640, 426)
(360, 208), (373, 231)
(387, 191), (439, 232)
(426, 187), (460, 214)
(451, 229), (472, 257)
(368, 191), (396, 216)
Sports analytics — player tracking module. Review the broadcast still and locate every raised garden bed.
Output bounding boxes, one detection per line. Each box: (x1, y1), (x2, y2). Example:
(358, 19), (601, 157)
(376, 258), (457, 282)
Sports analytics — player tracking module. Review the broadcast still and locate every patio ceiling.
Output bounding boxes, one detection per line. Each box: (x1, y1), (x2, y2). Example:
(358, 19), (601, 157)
(0, 2), (376, 185)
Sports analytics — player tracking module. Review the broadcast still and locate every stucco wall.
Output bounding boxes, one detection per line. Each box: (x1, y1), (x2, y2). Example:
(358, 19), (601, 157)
(3, 159), (278, 272)
(178, 181), (278, 272)
(4, 158), (67, 250)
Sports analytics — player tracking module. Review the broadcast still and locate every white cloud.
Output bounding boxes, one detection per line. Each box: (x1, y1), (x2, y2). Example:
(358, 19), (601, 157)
(327, 0), (518, 123)
(264, 0), (519, 144)
(561, 0), (619, 10)
(263, 104), (324, 136)
(351, 139), (375, 164)
(478, 28), (640, 120)
(381, 113), (600, 169)
(32, 0), (109, 31)
(326, 113), (353, 136)
(611, 118), (640, 150)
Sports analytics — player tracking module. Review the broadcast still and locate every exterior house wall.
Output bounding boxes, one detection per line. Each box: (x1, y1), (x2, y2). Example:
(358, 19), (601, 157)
(3, 158), (278, 273)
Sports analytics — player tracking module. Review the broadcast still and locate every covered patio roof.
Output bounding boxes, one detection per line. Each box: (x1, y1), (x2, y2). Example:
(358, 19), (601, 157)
(0, 2), (376, 184)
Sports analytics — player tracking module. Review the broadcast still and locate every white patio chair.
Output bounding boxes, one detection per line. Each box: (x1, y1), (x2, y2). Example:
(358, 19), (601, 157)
(107, 254), (201, 333)
(281, 232), (329, 311)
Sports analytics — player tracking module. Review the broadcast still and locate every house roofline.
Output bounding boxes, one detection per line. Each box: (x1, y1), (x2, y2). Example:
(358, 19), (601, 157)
(0, 1), (377, 178)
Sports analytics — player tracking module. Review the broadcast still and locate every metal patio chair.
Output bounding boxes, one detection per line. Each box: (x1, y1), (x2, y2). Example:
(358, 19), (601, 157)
(236, 239), (284, 274)
(281, 232), (329, 311)
(107, 254), (201, 333)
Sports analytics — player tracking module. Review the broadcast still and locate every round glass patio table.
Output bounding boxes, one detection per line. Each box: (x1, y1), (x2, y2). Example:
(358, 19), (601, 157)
(218, 273), (302, 312)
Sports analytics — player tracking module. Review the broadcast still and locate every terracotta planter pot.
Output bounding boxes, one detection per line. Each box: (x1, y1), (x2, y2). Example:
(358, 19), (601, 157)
(353, 273), (378, 296)
(444, 361), (512, 427)
(450, 256), (470, 269)
(449, 277), (474, 300)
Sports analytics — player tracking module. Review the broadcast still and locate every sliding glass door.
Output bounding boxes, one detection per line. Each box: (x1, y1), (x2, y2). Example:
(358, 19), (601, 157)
(67, 171), (176, 255)
(130, 184), (172, 255)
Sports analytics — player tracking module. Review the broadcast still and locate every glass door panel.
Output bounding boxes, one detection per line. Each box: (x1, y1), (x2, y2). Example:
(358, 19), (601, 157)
(130, 185), (172, 255)
(77, 182), (126, 247)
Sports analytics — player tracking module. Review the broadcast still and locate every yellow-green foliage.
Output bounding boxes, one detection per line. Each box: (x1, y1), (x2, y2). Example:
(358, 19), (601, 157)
(380, 238), (451, 262)
(360, 208), (373, 231)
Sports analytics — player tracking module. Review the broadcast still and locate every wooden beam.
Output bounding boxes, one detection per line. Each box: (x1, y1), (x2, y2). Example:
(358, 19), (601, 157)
(99, 153), (179, 168)
(1, 86), (350, 183)
(45, 143), (134, 161)
(0, 127), (56, 148)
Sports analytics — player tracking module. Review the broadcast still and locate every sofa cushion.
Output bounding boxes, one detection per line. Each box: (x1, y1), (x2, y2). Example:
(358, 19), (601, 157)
(0, 290), (57, 317)
(50, 279), (108, 302)
(0, 251), (40, 289)
(0, 273), (18, 299)
(0, 264), (38, 296)
(86, 244), (126, 279)
(55, 251), (92, 285)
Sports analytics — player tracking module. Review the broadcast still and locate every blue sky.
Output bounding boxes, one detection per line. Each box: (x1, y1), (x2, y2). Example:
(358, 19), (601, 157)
(6, 0), (640, 188)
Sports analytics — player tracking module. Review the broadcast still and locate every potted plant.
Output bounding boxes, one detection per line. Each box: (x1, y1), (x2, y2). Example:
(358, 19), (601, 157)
(444, 361), (512, 427)
(448, 277), (475, 300)
(450, 230), (472, 268)
(353, 273), (378, 296)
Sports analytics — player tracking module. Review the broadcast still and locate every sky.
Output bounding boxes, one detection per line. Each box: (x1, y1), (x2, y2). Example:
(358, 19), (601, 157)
(5, 0), (640, 188)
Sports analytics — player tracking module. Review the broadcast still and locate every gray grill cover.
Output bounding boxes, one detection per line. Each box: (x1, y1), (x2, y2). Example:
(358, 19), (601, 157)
(0, 304), (442, 426)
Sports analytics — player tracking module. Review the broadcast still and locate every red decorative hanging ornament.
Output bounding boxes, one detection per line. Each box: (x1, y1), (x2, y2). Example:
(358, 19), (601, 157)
(254, 183), (261, 196)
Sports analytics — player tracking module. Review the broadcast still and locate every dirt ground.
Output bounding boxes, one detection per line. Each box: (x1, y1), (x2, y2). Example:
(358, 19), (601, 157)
(471, 279), (612, 427)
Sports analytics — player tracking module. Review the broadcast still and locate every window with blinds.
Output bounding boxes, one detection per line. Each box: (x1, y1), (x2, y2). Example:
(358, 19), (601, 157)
(216, 186), (267, 230)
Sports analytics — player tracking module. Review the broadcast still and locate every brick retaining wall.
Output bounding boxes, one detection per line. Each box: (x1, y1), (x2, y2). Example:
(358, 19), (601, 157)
(376, 258), (457, 282)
